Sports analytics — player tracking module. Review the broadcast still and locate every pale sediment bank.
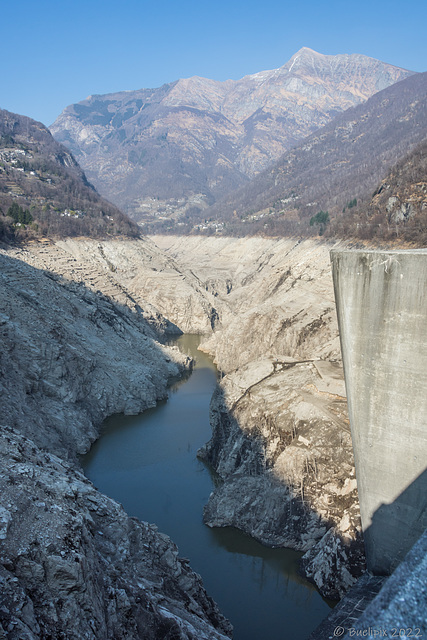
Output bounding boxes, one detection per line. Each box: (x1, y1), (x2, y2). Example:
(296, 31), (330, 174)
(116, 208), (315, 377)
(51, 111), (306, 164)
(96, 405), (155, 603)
(82, 334), (332, 640)
(1, 234), (365, 637)
(0, 241), (231, 639)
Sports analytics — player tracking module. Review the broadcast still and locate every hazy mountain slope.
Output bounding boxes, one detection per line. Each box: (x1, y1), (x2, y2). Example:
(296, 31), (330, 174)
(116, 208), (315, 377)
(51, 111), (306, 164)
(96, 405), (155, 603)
(50, 48), (412, 223)
(360, 138), (427, 242)
(0, 109), (140, 240)
(203, 71), (427, 237)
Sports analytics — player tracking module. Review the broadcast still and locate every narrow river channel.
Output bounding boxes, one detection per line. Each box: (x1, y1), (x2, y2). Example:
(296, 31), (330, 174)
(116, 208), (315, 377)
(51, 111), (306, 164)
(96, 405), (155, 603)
(82, 334), (331, 640)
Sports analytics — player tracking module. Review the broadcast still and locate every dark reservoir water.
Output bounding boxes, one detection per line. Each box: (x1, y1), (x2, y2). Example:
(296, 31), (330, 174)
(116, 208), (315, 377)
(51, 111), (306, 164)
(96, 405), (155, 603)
(82, 335), (331, 640)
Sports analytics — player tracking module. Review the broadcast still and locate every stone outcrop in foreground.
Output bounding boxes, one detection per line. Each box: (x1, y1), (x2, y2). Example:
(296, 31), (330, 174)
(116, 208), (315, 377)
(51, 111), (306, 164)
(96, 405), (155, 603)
(0, 243), (231, 639)
(154, 235), (366, 599)
(1, 234), (369, 621)
(0, 429), (230, 640)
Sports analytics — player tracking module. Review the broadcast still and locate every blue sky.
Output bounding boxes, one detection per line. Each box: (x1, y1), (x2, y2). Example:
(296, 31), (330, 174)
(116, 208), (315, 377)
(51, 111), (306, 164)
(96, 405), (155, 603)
(1, 0), (426, 127)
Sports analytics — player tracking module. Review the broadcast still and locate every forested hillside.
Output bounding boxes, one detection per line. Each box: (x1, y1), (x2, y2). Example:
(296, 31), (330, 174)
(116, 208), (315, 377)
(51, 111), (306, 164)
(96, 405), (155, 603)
(191, 72), (427, 243)
(0, 109), (140, 242)
(50, 48), (412, 224)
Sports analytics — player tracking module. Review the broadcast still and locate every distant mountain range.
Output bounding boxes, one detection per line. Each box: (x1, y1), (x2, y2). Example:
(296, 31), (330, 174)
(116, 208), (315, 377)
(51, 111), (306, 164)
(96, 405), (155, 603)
(203, 71), (427, 238)
(0, 109), (139, 241)
(50, 48), (414, 225)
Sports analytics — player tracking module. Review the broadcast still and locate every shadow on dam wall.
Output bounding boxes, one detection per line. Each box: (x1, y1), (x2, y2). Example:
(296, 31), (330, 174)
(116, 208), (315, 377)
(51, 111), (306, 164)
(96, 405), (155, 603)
(308, 473), (427, 640)
(365, 466), (427, 575)
(308, 249), (427, 639)
(331, 248), (427, 576)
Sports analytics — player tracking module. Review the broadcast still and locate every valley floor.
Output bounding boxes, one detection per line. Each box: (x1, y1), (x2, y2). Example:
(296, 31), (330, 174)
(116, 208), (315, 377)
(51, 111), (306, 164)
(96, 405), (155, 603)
(0, 234), (365, 638)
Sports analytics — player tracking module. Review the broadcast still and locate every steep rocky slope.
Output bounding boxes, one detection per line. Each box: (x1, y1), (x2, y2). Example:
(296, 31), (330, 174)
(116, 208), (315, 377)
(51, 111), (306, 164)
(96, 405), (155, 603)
(50, 49), (412, 224)
(360, 138), (427, 244)
(0, 109), (139, 240)
(205, 71), (427, 237)
(18, 236), (220, 335)
(153, 235), (365, 598)
(2, 233), (366, 623)
(0, 429), (231, 640)
(0, 244), (185, 456)
(0, 240), (231, 639)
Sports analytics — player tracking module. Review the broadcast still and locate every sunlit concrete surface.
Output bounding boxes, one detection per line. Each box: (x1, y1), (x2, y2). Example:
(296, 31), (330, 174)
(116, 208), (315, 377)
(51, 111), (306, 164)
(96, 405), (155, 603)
(331, 249), (427, 575)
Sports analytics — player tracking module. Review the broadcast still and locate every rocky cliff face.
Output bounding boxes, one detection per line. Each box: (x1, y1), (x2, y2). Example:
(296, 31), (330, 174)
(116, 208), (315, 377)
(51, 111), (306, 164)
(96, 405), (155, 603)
(366, 138), (427, 243)
(0, 109), (139, 241)
(1, 233), (366, 634)
(50, 49), (412, 224)
(0, 429), (231, 640)
(0, 244), (185, 456)
(0, 239), (231, 639)
(204, 71), (427, 237)
(19, 236), (221, 335)
(153, 235), (366, 598)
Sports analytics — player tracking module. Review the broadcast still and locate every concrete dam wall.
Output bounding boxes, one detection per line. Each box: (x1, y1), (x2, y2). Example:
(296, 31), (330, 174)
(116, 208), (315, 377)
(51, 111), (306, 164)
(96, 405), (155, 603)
(331, 249), (427, 575)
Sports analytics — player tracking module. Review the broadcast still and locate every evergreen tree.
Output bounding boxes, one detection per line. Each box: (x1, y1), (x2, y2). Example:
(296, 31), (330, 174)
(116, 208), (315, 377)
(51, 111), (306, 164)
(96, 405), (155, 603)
(7, 202), (33, 224)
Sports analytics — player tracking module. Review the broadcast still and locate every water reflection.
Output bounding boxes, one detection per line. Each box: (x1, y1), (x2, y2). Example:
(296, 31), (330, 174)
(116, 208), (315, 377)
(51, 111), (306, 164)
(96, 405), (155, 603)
(82, 334), (331, 640)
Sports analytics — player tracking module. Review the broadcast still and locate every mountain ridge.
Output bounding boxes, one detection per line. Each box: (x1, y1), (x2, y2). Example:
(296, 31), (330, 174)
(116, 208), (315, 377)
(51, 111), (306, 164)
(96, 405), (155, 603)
(50, 48), (414, 223)
(198, 71), (427, 241)
(0, 108), (140, 241)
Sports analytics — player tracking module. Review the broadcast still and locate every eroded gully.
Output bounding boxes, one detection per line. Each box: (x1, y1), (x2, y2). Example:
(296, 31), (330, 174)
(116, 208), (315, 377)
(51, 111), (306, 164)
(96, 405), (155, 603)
(82, 334), (332, 640)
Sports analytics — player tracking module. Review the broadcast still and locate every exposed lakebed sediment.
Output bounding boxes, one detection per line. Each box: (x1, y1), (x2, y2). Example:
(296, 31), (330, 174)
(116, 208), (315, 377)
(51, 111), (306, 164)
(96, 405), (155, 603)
(82, 334), (331, 640)
(154, 235), (365, 598)
(1, 235), (364, 638)
(0, 241), (229, 640)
